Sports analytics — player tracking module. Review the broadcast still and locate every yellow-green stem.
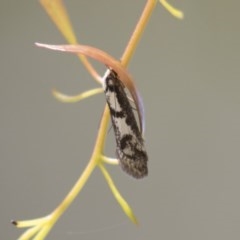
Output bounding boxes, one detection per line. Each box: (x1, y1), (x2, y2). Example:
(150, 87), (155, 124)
(50, 0), (157, 223)
(17, 1), (158, 239)
(51, 0), (157, 221)
(121, 0), (157, 66)
(51, 105), (110, 222)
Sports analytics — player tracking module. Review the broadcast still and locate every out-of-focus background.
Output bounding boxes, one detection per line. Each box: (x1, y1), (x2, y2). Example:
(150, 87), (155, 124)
(1, 1), (240, 239)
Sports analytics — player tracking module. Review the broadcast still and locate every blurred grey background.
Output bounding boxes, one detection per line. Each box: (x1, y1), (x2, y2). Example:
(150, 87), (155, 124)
(1, 0), (240, 239)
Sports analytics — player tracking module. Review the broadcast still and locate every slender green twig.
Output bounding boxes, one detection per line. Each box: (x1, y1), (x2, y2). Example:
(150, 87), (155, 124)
(14, 0), (183, 239)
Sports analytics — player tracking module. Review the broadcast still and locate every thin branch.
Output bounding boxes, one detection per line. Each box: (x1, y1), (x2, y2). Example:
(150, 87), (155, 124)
(121, 0), (157, 66)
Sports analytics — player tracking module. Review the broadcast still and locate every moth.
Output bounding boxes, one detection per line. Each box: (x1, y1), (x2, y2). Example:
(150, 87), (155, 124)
(104, 70), (148, 179)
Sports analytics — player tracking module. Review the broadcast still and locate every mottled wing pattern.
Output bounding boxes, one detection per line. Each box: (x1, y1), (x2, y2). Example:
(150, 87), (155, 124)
(104, 70), (148, 179)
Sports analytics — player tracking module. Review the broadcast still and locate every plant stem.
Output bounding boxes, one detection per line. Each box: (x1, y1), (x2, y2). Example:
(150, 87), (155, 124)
(38, 0), (158, 235)
(51, 0), (157, 221)
(121, 0), (157, 66)
(51, 105), (110, 222)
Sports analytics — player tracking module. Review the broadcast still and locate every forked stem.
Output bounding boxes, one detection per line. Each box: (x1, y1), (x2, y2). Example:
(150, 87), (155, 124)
(16, 1), (158, 239)
(50, 0), (157, 223)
